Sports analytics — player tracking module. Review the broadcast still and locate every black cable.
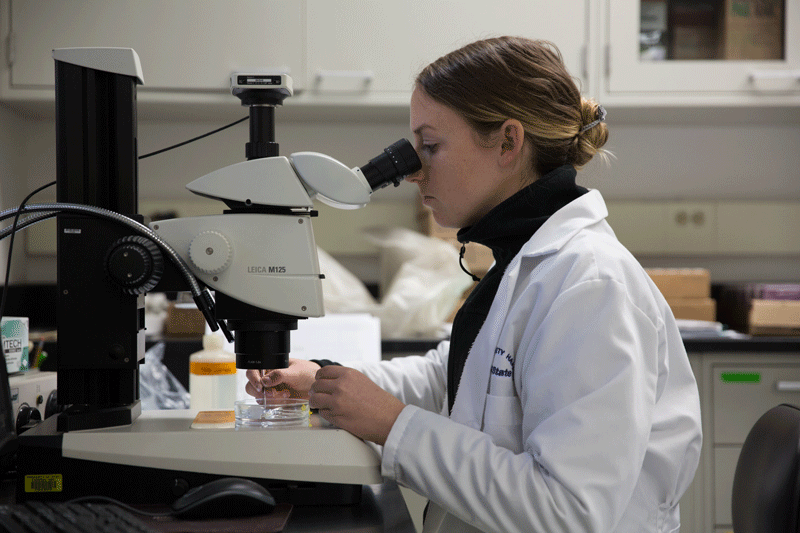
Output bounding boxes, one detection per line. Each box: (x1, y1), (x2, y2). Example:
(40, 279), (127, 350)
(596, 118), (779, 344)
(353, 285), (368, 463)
(66, 495), (175, 517)
(1, 117), (249, 331)
(138, 116), (248, 159)
(0, 181), (56, 324)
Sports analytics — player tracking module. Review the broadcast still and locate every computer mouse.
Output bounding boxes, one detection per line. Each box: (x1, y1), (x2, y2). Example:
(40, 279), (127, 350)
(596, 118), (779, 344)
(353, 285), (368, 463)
(171, 477), (276, 520)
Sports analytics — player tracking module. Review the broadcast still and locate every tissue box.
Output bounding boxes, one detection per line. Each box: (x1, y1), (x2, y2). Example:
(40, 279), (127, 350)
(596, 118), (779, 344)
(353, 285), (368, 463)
(2, 316), (29, 373)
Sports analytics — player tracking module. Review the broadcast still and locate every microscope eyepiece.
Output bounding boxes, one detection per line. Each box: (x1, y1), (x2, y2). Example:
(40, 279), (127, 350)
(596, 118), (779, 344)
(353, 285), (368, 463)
(360, 139), (422, 192)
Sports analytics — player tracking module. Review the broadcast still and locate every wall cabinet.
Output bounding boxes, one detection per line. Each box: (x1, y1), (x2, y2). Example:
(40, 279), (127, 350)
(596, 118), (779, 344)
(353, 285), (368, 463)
(602, 0), (800, 106)
(1, 0), (589, 112)
(5, 0), (798, 114)
(1, 0), (306, 102)
(606, 200), (800, 256)
(304, 0), (588, 101)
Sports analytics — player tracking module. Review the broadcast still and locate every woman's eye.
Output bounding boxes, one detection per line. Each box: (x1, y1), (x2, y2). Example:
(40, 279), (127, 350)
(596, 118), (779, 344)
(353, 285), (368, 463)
(422, 143), (438, 154)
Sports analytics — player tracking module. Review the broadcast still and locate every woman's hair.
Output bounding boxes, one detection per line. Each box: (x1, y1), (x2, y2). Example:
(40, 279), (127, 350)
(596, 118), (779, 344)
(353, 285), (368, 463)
(416, 36), (608, 176)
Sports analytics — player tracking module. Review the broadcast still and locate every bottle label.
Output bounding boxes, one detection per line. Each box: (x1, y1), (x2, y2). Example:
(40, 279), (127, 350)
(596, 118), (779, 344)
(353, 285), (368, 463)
(190, 361), (237, 375)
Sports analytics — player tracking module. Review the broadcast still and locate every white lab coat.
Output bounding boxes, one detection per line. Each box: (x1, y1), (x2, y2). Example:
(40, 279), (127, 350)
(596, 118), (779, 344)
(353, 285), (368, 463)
(351, 190), (702, 533)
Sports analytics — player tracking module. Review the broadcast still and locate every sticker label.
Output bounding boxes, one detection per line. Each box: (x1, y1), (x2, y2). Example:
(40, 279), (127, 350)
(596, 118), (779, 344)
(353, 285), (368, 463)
(25, 474), (63, 493)
(190, 361), (236, 376)
(720, 372), (761, 383)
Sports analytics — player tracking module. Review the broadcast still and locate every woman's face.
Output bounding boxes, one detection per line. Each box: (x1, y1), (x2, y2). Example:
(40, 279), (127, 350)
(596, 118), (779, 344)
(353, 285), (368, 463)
(407, 87), (519, 229)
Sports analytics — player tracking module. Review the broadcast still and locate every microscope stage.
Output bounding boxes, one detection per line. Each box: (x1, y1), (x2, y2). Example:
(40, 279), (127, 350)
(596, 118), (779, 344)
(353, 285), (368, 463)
(60, 410), (383, 485)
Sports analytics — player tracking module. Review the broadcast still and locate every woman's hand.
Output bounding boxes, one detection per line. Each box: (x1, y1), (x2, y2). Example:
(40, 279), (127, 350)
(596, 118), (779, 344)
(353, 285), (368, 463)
(245, 358), (320, 399)
(310, 366), (406, 446)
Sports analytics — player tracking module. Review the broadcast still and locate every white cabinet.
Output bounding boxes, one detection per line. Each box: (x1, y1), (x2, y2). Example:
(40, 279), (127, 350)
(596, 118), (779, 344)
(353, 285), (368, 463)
(606, 200), (800, 256)
(606, 200), (717, 255)
(699, 355), (800, 531)
(1, 0), (590, 113)
(602, 0), (800, 106)
(304, 0), (590, 102)
(1, 0), (305, 101)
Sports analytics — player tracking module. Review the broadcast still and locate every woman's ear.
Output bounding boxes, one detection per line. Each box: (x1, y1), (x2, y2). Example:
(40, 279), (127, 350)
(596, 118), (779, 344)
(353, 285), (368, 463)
(498, 119), (524, 165)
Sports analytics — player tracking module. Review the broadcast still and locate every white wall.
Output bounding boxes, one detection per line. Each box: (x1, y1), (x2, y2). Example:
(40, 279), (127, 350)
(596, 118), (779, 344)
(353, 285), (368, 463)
(9, 105), (800, 284)
(0, 104), (27, 284)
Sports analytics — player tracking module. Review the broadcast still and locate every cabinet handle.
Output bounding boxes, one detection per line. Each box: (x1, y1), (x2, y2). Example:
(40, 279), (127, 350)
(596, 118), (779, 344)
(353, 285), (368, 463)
(749, 70), (800, 81)
(776, 381), (800, 392)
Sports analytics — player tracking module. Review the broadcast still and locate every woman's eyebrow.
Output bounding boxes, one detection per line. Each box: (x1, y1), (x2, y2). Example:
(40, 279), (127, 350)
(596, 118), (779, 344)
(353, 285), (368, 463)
(413, 124), (435, 135)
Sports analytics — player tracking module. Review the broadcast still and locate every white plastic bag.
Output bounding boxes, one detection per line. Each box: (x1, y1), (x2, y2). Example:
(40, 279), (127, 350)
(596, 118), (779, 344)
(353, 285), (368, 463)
(364, 227), (473, 338)
(317, 247), (378, 313)
(139, 342), (190, 410)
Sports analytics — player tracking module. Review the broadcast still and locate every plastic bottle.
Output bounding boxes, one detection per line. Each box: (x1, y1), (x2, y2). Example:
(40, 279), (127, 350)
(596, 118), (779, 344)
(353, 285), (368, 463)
(189, 334), (237, 411)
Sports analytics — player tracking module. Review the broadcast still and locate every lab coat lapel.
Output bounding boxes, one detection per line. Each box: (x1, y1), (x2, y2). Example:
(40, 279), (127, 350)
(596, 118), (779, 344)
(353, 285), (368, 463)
(449, 255), (520, 430)
(448, 190), (608, 431)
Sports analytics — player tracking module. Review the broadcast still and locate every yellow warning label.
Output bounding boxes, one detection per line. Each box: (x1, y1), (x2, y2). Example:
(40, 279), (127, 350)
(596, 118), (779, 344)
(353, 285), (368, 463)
(25, 474), (63, 493)
(190, 361), (236, 376)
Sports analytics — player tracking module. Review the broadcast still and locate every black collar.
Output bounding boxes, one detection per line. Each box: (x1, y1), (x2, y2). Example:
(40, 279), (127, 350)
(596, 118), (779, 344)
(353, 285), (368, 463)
(456, 165), (587, 265)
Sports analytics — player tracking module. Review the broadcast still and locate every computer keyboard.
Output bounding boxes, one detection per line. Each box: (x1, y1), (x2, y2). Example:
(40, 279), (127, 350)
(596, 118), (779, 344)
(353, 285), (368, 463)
(0, 501), (159, 533)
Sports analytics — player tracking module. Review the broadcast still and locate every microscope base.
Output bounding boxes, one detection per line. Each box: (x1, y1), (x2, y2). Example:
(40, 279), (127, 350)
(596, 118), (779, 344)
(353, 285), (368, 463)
(17, 409), (382, 505)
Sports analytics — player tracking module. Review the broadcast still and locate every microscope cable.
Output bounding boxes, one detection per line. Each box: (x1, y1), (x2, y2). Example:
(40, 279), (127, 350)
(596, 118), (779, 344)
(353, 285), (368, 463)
(138, 116), (248, 159)
(0, 115), (251, 323)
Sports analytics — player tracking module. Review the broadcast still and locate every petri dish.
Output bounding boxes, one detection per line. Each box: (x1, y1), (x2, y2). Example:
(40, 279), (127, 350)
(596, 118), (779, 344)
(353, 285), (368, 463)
(234, 397), (310, 429)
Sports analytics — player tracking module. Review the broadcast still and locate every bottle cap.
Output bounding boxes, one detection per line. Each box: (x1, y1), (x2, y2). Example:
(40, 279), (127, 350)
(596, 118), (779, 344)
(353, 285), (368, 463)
(202, 334), (225, 351)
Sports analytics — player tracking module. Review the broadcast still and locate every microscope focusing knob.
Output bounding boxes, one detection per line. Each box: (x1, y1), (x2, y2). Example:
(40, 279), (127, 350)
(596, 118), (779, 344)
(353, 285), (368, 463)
(105, 236), (165, 295)
(189, 231), (233, 274)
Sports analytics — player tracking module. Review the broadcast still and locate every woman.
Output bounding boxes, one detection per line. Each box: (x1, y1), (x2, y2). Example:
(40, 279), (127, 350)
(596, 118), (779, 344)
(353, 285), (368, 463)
(247, 36), (701, 533)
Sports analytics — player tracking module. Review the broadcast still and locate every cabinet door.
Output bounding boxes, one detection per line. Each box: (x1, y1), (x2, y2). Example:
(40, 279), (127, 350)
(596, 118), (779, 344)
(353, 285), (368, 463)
(606, 201), (717, 255)
(306, 0), (588, 96)
(717, 202), (800, 254)
(605, 201), (669, 254)
(664, 202), (717, 254)
(6, 0), (305, 93)
(606, 0), (800, 97)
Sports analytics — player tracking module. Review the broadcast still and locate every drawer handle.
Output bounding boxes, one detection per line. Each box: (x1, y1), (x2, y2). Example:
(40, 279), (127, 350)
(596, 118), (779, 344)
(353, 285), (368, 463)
(315, 70), (374, 82)
(749, 70), (800, 81)
(776, 381), (800, 392)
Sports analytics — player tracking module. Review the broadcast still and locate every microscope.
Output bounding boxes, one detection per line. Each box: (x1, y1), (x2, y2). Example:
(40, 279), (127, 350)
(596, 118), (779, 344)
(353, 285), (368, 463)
(15, 48), (420, 505)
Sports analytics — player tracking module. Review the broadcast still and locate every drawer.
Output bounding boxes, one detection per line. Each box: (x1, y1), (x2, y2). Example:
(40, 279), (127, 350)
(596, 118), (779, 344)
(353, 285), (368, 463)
(712, 364), (800, 444)
(713, 446), (740, 527)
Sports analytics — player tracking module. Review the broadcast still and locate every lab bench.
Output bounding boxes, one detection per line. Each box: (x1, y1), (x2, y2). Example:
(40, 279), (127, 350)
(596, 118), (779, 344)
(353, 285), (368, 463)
(35, 335), (800, 533)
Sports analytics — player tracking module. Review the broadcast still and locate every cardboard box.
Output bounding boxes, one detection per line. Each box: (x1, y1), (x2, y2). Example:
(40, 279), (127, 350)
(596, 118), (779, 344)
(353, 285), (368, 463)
(724, 0), (783, 60)
(646, 268), (711, 299)
(2, 316), (29, 373)
(672, 25), (718, 60)
(163, 303), (206, 337)
(749, 299), (800, 335)
(666, 298), (717, 322)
